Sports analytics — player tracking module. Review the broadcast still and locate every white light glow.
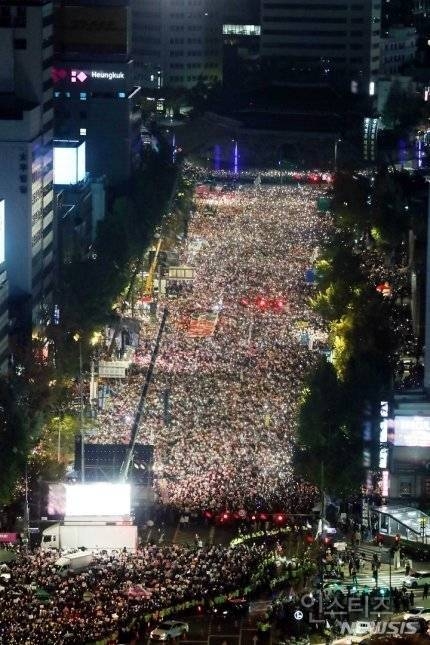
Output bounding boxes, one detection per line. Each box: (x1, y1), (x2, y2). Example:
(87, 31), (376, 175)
(65, 483), (131, 516)
(394, 416), (430, 447)
(381, 470), (389, 497)
(53, 142), (86, 185)
(369, 81), (375, 96)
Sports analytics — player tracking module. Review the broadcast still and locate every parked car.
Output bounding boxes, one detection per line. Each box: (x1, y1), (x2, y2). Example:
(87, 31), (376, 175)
(149, 620), (189, 641)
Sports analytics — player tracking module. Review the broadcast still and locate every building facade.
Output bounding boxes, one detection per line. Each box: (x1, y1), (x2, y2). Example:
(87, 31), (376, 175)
(380, 26), (417, 74)
(0, 1), (55, 330)
(132, 0), (223, 89)
(53, 0), (141, 187)
(260, 0), (382, 94)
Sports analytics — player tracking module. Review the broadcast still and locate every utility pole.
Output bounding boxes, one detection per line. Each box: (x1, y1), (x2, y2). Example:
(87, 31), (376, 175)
(79, 339), (85, 483)
(24, 462), (30, 549)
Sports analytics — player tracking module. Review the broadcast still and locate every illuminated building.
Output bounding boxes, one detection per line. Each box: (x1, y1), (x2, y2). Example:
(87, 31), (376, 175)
(53, 0), (141, 186)
(0, 1), (55, 331)
(131, 0), (223, 89)
(260, 0), (381, 95)
(0, 199), (9, 373)
(388, 394), (430, 503)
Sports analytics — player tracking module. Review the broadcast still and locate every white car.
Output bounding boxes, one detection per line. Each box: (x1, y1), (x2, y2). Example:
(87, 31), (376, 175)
(150, 620), (189, 641)
(403, 571), (430, 588)
(402, 607), (430, 621)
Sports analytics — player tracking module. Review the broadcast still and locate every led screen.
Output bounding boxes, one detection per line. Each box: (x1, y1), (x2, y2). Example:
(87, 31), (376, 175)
(53, 142), (86, 185)
(65, 483), (131, 516)
(394, 416), (430, 447)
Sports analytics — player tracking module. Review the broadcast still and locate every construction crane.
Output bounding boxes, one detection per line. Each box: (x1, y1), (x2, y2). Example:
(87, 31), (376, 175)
(143, 236), (163, 299)
(120, 306), (169, 481)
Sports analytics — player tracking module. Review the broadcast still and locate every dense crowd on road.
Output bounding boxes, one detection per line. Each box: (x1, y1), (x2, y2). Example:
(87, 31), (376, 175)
(0, 541), (269, 644)
(90, 180), (331, 514)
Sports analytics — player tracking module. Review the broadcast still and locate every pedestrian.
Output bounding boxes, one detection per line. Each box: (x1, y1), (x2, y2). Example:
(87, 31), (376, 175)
(351, 566), (358, 585)
(423, 583), (429, 599)
(405, 561), (411, 576)
(409, 590), (414, 607)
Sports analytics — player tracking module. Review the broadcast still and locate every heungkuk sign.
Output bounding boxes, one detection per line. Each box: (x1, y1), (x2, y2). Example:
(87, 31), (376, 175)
(71, 69), (125, 83)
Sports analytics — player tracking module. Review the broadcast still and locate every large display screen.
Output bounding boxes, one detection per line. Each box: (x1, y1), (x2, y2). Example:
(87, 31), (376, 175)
(65, 483), (131, 516)
(53, 142), (86, 185)
(394, 416), (430, 447)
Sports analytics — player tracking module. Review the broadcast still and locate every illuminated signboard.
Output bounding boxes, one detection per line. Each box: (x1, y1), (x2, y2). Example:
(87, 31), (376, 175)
(53, 141), (86, 185)
(380, 420), (388, 442)
(0, 200), (5, 265)
(381, 470), (390, 497)
(65, 483), (131, 516)
(394, 416), (430, 447)
(71, 69), (125, 83)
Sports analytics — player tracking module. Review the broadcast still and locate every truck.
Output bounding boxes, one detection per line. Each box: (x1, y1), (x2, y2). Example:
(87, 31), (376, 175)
(41, 518), (138, 552)
(54, 550), (94, 575)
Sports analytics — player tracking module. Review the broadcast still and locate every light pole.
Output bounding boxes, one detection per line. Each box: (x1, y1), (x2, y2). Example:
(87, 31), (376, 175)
(334, 138), (342, 172)
(57, 417), (61, 463)
(24, 462), (30, 549)
(74, 333), (85, 483)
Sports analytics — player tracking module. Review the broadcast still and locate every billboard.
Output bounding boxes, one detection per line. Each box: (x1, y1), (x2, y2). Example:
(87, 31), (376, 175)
(394, 416), (430, 447)
(65, 483), (131, 516)
(0, 199), (4, 265)
(53, 142), (86, 185)
(56, 5), (129, 54)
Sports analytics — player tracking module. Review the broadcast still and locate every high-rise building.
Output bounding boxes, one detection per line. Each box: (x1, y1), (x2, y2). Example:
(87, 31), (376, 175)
(132, 0), (223, 90)
(0, 1), (55, 330)
(260, 0), (382, 94)
(0, 198), (9, 373)
(53, 0), (141, 187)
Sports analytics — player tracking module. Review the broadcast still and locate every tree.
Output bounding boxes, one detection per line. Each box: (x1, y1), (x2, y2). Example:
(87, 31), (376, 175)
(382, 81), (423, 131)
(295, 358), (363, 496)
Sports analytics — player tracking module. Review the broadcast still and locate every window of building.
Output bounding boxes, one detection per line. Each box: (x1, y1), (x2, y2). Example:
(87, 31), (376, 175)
(80, 92), (87, 101)
(400, 481), (412, 496)
(118, 92), (126, 98)
(80, 128), (87, 136)
(14, 38), (27, 49)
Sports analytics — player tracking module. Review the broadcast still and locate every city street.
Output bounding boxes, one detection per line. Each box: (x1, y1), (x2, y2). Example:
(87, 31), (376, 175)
(90, 179), (330, 516)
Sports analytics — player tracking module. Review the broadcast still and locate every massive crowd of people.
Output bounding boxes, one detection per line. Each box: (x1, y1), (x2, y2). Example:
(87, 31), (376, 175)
(89, 180), (330, 515)
(0, 541), (270, 644)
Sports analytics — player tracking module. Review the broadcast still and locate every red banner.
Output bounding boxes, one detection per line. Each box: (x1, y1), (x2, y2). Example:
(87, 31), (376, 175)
(0, 532), (18, 543)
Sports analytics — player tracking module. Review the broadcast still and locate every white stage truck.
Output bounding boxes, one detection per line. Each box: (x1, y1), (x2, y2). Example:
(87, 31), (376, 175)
(41, 482), (138, 552)
(41, 516), (138, 552)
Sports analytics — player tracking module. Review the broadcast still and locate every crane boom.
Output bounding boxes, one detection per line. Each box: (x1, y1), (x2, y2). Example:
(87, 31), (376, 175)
(144, 237), (163, 298)
(120, 306), (169, 480)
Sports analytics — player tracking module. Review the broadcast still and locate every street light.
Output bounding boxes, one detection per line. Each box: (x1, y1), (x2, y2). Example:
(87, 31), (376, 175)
(73, 333), (85, 483)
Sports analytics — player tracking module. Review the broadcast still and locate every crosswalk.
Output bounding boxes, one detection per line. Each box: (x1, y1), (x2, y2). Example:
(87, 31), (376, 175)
(346, 570), (421, 595)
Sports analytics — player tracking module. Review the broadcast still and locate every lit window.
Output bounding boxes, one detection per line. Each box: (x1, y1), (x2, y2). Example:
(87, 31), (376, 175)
(80, 128), (87, 136)
(80, 92), (87, 101)
(369, 81), (375, 96)
(118, 92), (126, 98)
